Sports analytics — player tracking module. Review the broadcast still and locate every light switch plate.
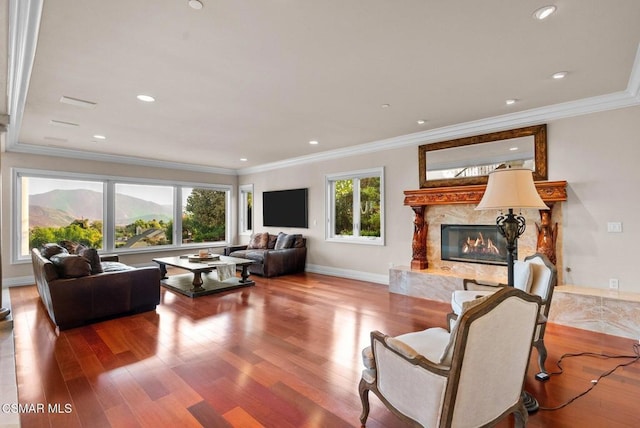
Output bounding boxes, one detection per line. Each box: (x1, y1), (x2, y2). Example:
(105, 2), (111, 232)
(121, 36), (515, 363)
(607, 222), (623, 233)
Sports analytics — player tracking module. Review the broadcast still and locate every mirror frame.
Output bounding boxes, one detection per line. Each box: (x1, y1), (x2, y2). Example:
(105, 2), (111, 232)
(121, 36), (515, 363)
(418, 124), (548, 188)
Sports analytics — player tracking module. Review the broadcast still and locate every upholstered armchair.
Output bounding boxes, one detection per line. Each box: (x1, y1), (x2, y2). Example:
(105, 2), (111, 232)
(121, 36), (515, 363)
(359, 287), (541, 427)
(449, 253), (557, 379)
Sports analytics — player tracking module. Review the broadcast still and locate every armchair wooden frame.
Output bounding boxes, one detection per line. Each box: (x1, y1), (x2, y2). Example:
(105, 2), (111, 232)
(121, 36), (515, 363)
(360, 287), (542, 427)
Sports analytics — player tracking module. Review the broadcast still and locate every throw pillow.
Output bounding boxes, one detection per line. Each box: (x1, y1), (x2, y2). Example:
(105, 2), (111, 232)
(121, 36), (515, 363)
(40, 243), (68, 259)
(293, 234), (305, 248)
(274, 232), (296, 249)
(50, 253), (92, 278)
(247, 232), (269, 249)
(79, 247), (103, 275)
(267, 233), (277, 249)
(59, 240), (88, 254)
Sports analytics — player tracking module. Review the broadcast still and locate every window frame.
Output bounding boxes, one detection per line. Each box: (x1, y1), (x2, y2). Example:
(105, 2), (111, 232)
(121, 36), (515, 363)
(238, 183), (254, 236)
(12, 168), (232, 263)
(325, 167), (384, 245)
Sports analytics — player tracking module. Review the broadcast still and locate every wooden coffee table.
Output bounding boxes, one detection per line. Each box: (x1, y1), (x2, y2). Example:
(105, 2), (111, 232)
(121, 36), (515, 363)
(152, 255), (255, 298)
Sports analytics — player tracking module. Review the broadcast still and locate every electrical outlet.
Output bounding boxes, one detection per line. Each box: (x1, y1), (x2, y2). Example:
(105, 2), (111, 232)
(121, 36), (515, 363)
(609, 278), (619, 289)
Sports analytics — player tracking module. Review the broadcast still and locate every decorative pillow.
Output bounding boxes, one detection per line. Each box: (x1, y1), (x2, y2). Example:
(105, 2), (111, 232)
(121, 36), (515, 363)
(49, 253), (92, 278)
(59, 240), (88, 255)
(293, 234), (305, 248)
(247, 233), (269, 249)
(514, 261), (534, 293)
(79, 247), (103, 275)
(40, 243), (68, 259)
(267, 233), (277, 249)
(274, 232), (296, 250)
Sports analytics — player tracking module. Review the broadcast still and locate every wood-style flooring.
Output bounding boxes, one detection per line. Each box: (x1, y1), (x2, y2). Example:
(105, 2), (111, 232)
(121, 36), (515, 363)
(9, 272), (640, 427)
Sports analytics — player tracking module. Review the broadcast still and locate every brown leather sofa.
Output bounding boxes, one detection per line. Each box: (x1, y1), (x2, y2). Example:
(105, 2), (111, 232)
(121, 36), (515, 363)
(224, 232), (307, 277)
(31, 245), (161, 330)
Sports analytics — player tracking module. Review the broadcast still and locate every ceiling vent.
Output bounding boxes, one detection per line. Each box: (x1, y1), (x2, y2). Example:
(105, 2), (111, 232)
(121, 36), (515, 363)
(49, 119), (79, 128)
(59, 96), (97, 108)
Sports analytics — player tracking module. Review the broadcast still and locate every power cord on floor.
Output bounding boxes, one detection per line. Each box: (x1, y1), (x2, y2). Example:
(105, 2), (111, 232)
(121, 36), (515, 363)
(538, 342), (640, 411)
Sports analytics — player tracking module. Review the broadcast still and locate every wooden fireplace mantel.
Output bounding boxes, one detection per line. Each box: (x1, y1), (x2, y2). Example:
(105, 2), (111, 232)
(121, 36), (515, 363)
(404, 181), (567, 269)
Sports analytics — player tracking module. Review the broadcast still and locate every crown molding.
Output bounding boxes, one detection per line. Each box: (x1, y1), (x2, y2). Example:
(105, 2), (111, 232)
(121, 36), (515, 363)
(9, 143), (238, 175)
(238, 90), (640, 175)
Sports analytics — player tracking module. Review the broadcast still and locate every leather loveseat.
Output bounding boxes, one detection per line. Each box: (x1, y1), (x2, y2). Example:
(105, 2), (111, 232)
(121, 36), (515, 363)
(31, 243), (161, 330)
(224, 232), (307, 277)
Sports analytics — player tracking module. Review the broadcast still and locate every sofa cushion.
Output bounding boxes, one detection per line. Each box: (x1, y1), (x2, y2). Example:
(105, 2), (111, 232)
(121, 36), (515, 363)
(50, 253), (92, 278)
(79, 247), (103, 275)
(274, 232), (296, 249)
(41, 243), (68, 259)
(247, 232), (269, 249)
(230, 249), (266, 263)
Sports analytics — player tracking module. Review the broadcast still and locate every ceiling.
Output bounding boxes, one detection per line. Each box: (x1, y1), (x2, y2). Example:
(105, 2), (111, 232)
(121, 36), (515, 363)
(3, 0), (640, 174)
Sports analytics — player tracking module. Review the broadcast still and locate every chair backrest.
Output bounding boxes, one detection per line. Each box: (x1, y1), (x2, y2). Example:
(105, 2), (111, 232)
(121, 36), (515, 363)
(444, 287), (541, 427)
(523, 253), (557, 310)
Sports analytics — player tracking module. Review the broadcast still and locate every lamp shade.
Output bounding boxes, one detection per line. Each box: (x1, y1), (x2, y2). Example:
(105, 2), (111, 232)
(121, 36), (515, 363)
(476, 168), (548, 211)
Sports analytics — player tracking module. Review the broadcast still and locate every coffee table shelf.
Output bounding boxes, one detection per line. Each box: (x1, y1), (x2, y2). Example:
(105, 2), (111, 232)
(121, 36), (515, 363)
(153, 255), (256, 298)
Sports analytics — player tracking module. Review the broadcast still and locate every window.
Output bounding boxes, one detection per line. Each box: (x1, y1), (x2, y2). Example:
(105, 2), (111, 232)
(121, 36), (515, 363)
(114, 183), (174, 248)
(17, 175), (105, 255)
(182, 187), (228, 244)
(13, 169), (231, 261)
(326, 167), (384, 244)
(239, 184), (253, 235)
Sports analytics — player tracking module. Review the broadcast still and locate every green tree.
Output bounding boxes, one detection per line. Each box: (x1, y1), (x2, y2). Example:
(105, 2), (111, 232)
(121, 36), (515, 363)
(184, 188), (226, 242)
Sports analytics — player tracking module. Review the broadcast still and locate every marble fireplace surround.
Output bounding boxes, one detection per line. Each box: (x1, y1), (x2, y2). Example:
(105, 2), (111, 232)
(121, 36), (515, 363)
(390, 181), (640, 340)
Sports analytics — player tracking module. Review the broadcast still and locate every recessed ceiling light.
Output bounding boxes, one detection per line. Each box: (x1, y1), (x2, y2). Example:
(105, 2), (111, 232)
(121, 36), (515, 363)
(188, 0), (203, 9)
(136, 94), (155, 102)
(510, 147), (519, 151)
(93, 134), (106, 140)
(381, 104), (390, 108)
(417, 120), (426, 125)
(552, 71), (568, 79)
(49, 119), (79, 128)
(240, 158), (248, 162)
(533, 5), (557, 20)
(59, 96), (97, 109)
(505, 99), (517, 105)
(309, 140), (319, 145)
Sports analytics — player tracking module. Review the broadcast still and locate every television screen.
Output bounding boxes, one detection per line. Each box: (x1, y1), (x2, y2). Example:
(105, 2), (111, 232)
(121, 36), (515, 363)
(263, 188), (308, 228)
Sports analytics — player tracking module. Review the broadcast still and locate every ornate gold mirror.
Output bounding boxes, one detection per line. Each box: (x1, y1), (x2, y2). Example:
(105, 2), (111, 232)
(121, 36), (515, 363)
(418, 124), (547, 188)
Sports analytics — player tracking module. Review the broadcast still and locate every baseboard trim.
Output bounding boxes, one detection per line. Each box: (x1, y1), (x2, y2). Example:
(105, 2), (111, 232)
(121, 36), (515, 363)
(304, 264), (389, 285)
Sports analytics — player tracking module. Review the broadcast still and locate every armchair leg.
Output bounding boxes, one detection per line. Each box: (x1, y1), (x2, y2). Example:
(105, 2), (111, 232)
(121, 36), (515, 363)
(533, 338), (548, 379)
(513, 400), (528, 428)
(358, 378), (371, 427)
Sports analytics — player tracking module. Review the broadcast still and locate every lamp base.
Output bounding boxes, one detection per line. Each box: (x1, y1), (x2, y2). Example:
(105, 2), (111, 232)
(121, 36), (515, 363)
(523, 390), (539, 413)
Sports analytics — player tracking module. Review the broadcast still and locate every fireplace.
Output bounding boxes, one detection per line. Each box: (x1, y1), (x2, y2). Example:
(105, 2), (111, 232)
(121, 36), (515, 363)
(441, 224), (514, 266)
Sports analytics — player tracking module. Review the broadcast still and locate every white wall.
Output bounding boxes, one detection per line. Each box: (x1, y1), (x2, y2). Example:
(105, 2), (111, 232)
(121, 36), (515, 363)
(548, 105), (640, 292)
(3, 105), (640, 293)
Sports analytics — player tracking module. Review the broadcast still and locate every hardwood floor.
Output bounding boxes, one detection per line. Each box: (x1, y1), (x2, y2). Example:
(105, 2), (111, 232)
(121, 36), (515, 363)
(9, 272), (640, 427)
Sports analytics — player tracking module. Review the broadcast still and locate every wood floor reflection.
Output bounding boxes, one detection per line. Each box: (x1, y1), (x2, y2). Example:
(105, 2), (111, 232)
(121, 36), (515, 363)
(9, 272), (640, 427)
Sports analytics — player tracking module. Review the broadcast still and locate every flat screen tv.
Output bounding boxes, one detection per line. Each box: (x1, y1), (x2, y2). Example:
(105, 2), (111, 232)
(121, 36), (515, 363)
(263, 188), (308, 228)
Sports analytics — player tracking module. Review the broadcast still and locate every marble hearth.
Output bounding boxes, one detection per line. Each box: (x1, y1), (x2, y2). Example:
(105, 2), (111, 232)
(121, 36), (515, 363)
(389, 265), (640, 340)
